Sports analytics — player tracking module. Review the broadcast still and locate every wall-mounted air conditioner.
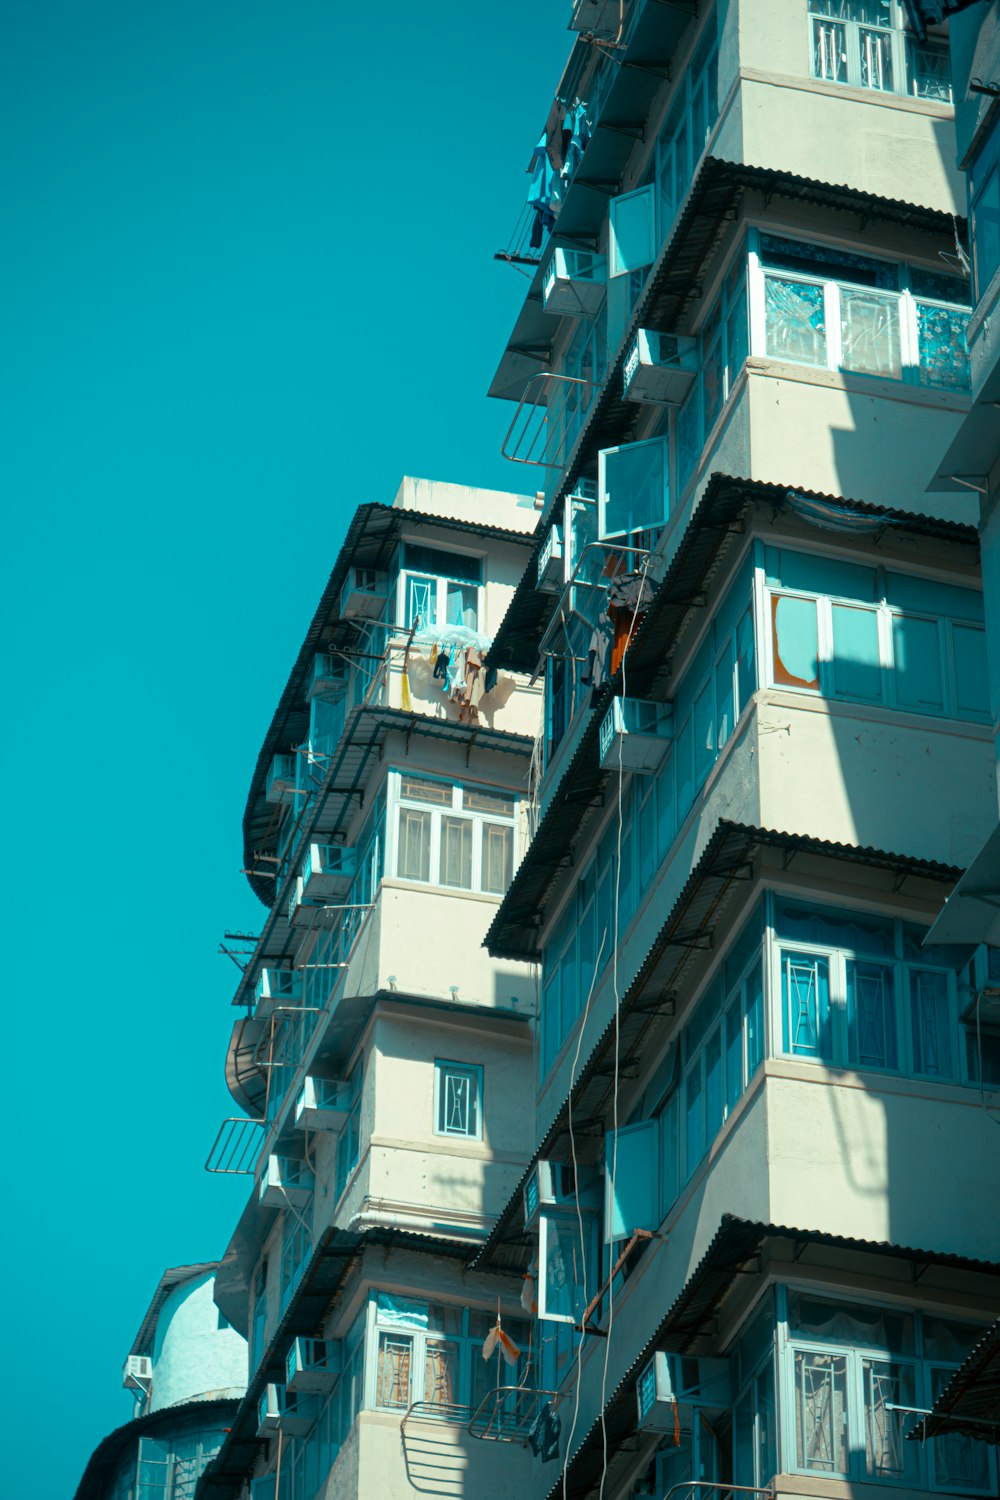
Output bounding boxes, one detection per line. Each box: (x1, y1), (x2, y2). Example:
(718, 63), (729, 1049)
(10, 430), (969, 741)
(543, 248), (607, 318)
(265, 754), (298, 804)
(623, 330), (698, 406)
(537, 526), (565, 593)
(295, 1076), (351, 1133)
(598, 698), (673, 774)
(255, 968), (302, 1013)
(307, 653), (348, 701)
(523, 1161), (558, 1228)
(635, 1352), (732, 1432)
(256, 1384), (314, 1438)
(300, 842), (357, 900)
(340, 567), (386, 621)
(569, 0), (623, 35)
(258, 1155), (313, 1210)
(122, 1354), (153, 1390)
(285, 1337), (342, 1394)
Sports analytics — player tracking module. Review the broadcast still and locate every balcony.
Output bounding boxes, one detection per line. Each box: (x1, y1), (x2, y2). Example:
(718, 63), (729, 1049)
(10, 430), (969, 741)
(300, 842), (358, 900)
(501, 372), (596, 472)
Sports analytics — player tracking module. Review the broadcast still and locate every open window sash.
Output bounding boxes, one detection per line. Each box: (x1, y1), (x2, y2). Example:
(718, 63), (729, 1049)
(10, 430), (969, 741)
(609, 184), (657, 277)
(605, 1118), (660, 1241)
(599, 436), (669, 541)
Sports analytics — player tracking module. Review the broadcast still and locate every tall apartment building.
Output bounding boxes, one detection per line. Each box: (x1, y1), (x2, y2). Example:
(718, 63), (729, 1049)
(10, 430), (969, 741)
(471, 3), (1000, 1500)
(194, 478), (545, 1500)
(74, 1265), (247, 1500)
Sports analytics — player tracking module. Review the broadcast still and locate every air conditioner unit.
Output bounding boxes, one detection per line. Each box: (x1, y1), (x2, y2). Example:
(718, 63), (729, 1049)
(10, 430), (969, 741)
(623, 330), (699, 406)
(300, 843), (357, 900)
(636, 1353), (692, 1433)
(523, 1160), (558, 1228)
(258, 1155), (314, 1210)
(265, 754), (298, 804)
(295, 1076), (351, 1133)
(537, 526), (565, 593)
(542, 248), (607, 317)
(598, 698), (673, 774)
(255, 968), (303, 1013)
(256, 1384), (314, 1439)
(307, 653), (347, 701)
(340, 567), (386, 621)
(122, 1354), (153, 1390)
(285, 1337), (343, 1394)
(569, 0), (623, 35)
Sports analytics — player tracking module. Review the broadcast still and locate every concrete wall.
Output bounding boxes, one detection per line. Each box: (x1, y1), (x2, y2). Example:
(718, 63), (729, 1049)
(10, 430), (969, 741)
(150, 1272), (247, 1412)
(393, 475), (539, 536)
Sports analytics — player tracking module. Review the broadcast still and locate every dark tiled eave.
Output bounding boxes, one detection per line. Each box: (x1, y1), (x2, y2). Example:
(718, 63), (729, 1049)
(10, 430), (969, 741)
(546, 1215), (1000, 1500)
(485, 473), (974, 962)
(243, 504), (535, 904)
(474, 821), (960, 1277)
(196, 1225), (485, 1500)
(489, 156), (969, 675)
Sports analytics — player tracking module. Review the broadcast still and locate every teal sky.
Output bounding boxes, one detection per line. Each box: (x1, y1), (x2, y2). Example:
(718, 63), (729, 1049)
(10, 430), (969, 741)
(0, 5), (569, 1495)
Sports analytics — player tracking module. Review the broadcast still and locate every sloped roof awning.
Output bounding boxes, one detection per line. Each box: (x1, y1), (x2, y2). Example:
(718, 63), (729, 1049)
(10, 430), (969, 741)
(926, 821), (1000, 947)
(910, 1318), (1000, 1443)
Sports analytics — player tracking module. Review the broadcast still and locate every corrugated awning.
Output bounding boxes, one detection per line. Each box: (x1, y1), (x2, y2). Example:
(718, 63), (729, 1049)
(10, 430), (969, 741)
(74, 1399), (240, 1500)
(927, 822), (1000, 948)
(488, 156), (969, 675)
(911, 1318), (1000, 1443)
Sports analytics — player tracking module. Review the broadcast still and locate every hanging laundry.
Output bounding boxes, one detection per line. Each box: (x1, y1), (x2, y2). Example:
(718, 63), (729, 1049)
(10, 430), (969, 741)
(433, 650), (451, 682)
(527, 1401), (561, 1463)
(521, 1261), (537, 1316)
(607, 568), (656, 674)
(481, 1314), (521, 1367)
(563, 100), (591, 180)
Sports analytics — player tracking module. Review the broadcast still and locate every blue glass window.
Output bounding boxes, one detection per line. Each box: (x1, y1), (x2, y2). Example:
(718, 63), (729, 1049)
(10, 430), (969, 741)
(782, 952), (832, 1060)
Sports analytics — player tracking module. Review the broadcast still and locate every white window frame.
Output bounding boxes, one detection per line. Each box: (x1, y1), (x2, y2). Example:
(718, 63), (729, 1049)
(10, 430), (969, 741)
(395, 547), (484, 634)
(434, 1059), (483, 1140)
(747, 229), (970, 392)
(388, 771), (518, 895)
(366, 1295), (531, 1413)
(807, 0), (951, 103)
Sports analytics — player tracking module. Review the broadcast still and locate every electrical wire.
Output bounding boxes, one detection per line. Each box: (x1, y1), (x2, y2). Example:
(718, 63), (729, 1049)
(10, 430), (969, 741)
(598, 551), (652, 1500)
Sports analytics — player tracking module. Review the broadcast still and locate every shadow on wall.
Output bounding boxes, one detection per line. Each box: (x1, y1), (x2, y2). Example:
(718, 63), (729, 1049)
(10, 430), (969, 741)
(400, 1422), (470, 1495)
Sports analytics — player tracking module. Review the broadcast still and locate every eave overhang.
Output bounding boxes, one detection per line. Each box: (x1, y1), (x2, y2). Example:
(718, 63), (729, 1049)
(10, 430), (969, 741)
(927, 358), (1000, 492)
(546, 1214), (1000, 1500)
(74, 1399), (240, 1500)
(489, 156), (970, 675)
(474, 820), (961, 1277)
(242, 504), (535, 905)
(486, 472), (976, 963)
(927, 820), (1000, 948)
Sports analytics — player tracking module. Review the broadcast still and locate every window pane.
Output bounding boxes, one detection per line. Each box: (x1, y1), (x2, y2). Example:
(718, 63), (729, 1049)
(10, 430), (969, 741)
(440, 816), (473, 889)
(831, 603), (882, 700)
(377, 1332), (413, 1408)
(725, 1000), (743, 1113)
(694, 677), (716, 787)
(794, 1350), (849, 1472)
(859, 26), (893, 91)
(424, 1339), (460, 1406)
(813, 17), (847, 83)
(610, 184), (656, 275)
(703, 336), (724, 432)
(847, 960), (897, 1070)
(446, 581), (477, 630)
(601, 438), (668, 539)
(481, 821), (513, 894)
(915, 301), (970, 390)
(746, 961), (764, 1077)
(400, 776), (452, 806)
(783, 952), (832, 1060)
(841, 287), (901, 379)
(397, 808), (432, 882)
(973, 165), (1000, 298)
(771, 595), (819, 689)
(953, 624), (989, 717)
(909, 969), (953, 1079)
(406, 575), (434, 629)
(892, 614), (944, 711)
(438, 1064), (479, 1136)
(403, 544), (482, 585)
(864, 1359), (919, 1481)
(736, 606), (756, 710)
(764, 276), (827, 366)
(464, 787), (514, 816)
(715, 647), (734, 750)
(788, 1292), (914, 1352)
(685, 1064), (704, 1179)
(705, 1027), (723, 1140)
(908, 36), (952, 102)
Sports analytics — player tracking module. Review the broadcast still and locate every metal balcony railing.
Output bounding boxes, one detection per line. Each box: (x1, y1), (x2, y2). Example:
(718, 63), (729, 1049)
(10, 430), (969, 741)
(205, 1116), (265, 1174)
(467, 1385), (559, 1444)
(501, 372), (595, 471)
(400, 1400), (473, 1437)
(661, 1483), (774, 1500)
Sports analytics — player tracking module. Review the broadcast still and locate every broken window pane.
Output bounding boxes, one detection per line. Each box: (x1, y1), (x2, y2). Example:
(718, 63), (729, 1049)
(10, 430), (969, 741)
(840, 288), (901, 379)
(771, 594), (819, 689)
(764, 275), (827, 366)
